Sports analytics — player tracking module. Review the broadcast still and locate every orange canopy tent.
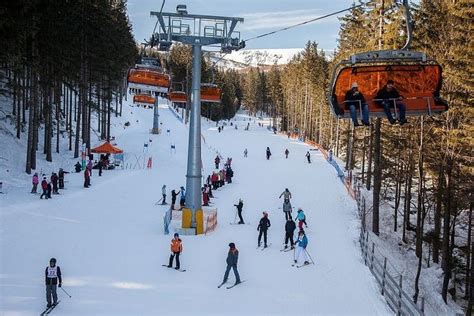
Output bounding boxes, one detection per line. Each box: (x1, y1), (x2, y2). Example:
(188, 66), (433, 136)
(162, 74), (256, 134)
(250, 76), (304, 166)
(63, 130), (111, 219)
(91, 142), (123, 154)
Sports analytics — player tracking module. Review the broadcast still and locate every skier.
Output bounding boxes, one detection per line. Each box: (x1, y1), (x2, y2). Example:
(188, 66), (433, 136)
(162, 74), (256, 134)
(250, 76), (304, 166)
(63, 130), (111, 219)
(226, 166), (233, 183)
(222, 242), (241, 286)
(279, 188), (292, 203)
(294, 230), (310, 265)
(266, 147), (271, 160)
(306, 151), (311, 164)
(226, 157), (232, 167)
(328, 149), (333, 162)
(31, 172), (39, 193)
(215, 155), (220, 169)
(233, 199), (244, 224)
(202, 186), (209, 206)
(284, 218), (296, 249)
(257, 212), (271, 248)
(179, 186), (186, 209)
(51, 173), (59, 194)
(171, 189), (178, 210)
(74, 161), (82, 173)
(282, 199), (292, 221)
(167, 233), (183, 270)
(46, 181), (53, 199)
(285, 148), (289, 159)
(243, 148), (248, 157)
(161, 185), (167, 204)
(84, 168), (90, 188)
(295, 208), (307, 230)
(58, 168), (67, 189)
(40, 176), (48, 199)
(45, 258), (62, 308)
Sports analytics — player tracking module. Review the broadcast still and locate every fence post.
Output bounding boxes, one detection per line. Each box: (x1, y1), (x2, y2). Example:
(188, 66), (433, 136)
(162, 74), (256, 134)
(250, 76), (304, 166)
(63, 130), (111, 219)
(371, 242), (375, 270)
(381, 257), (387, 296)
(398, 275), (403, 316)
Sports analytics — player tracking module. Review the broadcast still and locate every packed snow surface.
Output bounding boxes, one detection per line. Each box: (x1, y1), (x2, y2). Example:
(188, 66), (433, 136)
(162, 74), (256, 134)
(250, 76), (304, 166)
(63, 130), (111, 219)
(0, 98), (390, 315)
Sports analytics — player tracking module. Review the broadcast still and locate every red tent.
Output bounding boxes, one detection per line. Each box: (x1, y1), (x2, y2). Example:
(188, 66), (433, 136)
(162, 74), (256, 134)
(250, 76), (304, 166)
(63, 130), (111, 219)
(91, 142), (123, 154)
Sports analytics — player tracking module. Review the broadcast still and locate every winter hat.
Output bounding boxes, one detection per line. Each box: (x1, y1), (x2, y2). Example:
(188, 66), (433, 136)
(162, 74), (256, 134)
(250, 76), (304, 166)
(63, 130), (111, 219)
(50, 258), (56, 263)
(174, 233), (179, 237)
(229, 242), (235, 248)
(351, 82), (358, 89)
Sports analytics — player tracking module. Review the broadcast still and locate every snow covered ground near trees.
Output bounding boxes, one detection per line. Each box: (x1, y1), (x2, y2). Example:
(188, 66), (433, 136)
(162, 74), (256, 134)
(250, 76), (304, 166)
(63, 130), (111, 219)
(1, 96), (390, 315)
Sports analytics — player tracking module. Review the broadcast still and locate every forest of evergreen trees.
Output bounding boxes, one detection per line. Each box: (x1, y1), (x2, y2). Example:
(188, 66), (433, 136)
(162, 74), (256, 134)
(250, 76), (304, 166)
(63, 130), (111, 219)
(239, 0), (472, 313)
(0, 0), (137, 173)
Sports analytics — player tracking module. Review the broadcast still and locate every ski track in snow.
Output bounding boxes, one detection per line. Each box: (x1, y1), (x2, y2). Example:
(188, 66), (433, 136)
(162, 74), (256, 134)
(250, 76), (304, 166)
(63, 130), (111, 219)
(0, 99), (391, 315)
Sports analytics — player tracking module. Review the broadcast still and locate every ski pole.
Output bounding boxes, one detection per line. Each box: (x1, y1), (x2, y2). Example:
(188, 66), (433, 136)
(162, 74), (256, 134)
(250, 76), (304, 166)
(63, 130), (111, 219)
(233, 208), (238, 224)
(60, 286), (72, 298)
(304, 248), (315, 264)
(154, 197), (163, 205)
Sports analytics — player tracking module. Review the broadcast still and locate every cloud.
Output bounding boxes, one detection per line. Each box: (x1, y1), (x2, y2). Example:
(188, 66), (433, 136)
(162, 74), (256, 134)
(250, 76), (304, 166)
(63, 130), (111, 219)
(241, 9), (338, 31)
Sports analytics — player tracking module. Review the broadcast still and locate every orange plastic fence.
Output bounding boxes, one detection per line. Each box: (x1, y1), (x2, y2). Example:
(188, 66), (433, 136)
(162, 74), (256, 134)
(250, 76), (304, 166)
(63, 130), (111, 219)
(205, 209), (218, 235)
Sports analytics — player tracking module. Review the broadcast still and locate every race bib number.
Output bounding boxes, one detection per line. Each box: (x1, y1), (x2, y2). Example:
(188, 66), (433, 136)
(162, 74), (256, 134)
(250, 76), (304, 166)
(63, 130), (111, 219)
(47, 267), (58, 278)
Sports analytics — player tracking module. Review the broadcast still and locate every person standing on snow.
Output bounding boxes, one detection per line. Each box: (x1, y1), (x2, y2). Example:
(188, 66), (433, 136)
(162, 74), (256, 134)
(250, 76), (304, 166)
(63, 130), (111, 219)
(51, 173), (59, 194)
(46, 180), (53, 199)
(167, 233), (183, 270)
(58, 168), (68, 189)
(294, 230), (310, 265)
(282, 199), (292, 221)
(222, 243), (241, 285)
(306, 151), (311, 164)
(215, 155), (220, 169)
(171, 189), (178, 210)
(233, 199), (244, 224)
(31, 173), (39, 193)
(257, 212), (271, 248)
(45, 258), (62, 308)
(295, 208), (307, 230)
(179, 186), (186, 209)
(40, 176), (48, 199)
(285, 148), (289, 159)
(161, 185), (167, 204)
(84, 168), (90, 188)
(266, 147), (271, 160)
(284, 218), (296, 249)
(279, 188), (292, 203)
(244, 148), (248, 158)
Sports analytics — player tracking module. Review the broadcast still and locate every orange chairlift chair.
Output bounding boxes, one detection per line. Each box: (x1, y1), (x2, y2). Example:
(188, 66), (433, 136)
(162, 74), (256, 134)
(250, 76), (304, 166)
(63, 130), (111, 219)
(133, 94), (156, 109)
(200, 83), (221, 103)
(127, 57), (171, 97)
(328, 0), (448, 120)
(169, 82), (187, 104)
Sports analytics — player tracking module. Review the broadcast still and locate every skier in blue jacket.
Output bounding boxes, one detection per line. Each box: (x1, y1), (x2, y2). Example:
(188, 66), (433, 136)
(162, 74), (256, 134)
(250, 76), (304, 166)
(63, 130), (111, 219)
(294, 230), (310, 265)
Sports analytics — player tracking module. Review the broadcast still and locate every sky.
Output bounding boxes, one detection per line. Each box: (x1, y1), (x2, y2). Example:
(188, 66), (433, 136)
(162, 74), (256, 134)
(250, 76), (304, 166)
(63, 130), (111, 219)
(126, 0), (357, 51)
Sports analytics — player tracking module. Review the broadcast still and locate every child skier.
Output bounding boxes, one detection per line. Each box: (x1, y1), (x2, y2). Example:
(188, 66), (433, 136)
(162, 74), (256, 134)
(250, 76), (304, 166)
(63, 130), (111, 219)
(221, 243), (241, 286)
(295, 208), (307, 230)
(257, 212), (271, 248)
(161, 185), (167, 204)
(294, 230), (310, 265)
(167, 233), (183, 270)
(40, 176), (48, 199)
(45, 258), (62, 308)
(31, 173), (39, 193)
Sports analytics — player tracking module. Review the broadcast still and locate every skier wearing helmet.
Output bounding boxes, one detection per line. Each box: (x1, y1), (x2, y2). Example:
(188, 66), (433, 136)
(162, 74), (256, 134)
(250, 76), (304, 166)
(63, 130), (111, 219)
(45, 258), (62, 308)
(257, 212), (271, 248)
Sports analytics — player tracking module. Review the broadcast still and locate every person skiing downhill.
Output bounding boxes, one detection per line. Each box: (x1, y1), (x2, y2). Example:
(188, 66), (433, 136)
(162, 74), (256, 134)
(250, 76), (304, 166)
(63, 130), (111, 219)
(234, 199), (244, 224)
(167, 233), (183, 270)
(284, 218), (296, 249)
(161, 185), (167, 204)
(45, 258), (62, 308)
(295, 208), (308, 230)
(257, 212), (271, 248)
(306, 151), (311, 164)
(266, 147), (272, 160)
(284, 149), (289, 159)
(222, 243), (241, 286)
(294, 230), (310, 265)
(31, 173), (39, 193)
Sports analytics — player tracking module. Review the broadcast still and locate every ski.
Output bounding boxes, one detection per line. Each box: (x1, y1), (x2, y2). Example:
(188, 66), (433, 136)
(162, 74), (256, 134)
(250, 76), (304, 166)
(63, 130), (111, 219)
(226, 280), (245, 289)
(229, 222), (250, 225)
(217, 282), (227, 288)
(41, 300), (60, 315)
(162, 265), (186, 272)
(280, 247), (294, 252)
(296, 263), (312, 268)
(261, 243), (271, 251)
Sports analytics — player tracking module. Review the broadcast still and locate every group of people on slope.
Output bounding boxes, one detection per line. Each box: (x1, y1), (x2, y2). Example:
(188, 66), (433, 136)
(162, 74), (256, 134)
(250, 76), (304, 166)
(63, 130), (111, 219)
(161, 185), (186, 210)
(32, 169), (68, 200)
(344, 80), (408, 127)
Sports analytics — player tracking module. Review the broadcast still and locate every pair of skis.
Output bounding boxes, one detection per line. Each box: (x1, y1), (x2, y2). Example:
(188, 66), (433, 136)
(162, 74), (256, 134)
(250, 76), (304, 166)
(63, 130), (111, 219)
(162, 264), (186, 272)
(291, 262), (313, 268)
(40, 300), (60, 315)
(280, 247), (294, 252)
(256, 243), (272, 250)
(217, 280), (245, 289)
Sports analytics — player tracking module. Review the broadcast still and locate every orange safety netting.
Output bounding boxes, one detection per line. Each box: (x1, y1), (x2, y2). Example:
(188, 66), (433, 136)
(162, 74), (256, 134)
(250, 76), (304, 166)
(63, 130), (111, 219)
(133, 94), (156, 104)
(91, 142), (123, 154)
(128, 69), (171, 88)
(333, 64), (446, 113)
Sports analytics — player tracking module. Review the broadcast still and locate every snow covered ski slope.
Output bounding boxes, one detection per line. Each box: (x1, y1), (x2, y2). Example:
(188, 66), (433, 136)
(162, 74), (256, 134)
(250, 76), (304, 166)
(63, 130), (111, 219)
(0, 99), (390, 315)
